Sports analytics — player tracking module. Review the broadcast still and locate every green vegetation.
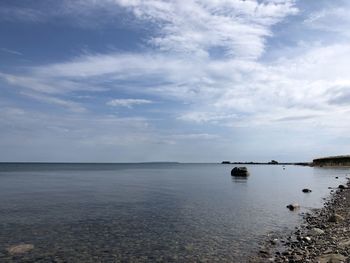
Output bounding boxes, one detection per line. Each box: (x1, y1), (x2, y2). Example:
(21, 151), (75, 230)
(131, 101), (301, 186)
(313, 155), (350, 166)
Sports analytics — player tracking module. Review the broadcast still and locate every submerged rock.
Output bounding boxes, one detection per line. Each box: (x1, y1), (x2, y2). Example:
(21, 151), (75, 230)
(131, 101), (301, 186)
(286, 203), (300, 211)
(231, 167), (249, 177)
(302, 188), (312, 193)
(6, 244), (34, 255)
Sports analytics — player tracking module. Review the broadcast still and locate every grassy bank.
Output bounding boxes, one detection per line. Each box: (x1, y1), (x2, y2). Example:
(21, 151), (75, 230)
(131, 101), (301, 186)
(313, 155), (350, 167)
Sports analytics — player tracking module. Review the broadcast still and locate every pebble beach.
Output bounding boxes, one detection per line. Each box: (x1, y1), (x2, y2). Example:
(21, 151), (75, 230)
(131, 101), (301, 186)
(252, 178), (350, 263)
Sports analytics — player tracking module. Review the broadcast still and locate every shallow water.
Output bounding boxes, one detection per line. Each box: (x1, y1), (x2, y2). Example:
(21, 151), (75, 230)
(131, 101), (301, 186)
(0, 163), (349, 262)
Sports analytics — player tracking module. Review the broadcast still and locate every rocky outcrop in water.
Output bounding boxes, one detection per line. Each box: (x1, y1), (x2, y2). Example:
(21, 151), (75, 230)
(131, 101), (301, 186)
(302, 188), (312, 193)
(286, 203), (300, 211)
(231, 167), (249, 177)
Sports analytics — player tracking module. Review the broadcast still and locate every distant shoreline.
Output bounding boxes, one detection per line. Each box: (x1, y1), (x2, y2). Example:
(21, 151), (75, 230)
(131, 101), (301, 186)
(221, 161), (311, 166)
(222, 154), (350, 167)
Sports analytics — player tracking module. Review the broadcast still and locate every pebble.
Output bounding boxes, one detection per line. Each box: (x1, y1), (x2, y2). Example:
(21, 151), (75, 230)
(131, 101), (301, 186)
(328, 213), (345, 223)
(316, 253), (346, 263)
(310, 228), (325, 235)
(6, 244), (34, 255)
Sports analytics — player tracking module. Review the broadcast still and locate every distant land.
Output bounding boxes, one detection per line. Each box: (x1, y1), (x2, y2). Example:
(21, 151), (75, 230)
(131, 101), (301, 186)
(312, 155), (350, 167)
(221, 160), (310, 166)
(222, 155), (350, 167)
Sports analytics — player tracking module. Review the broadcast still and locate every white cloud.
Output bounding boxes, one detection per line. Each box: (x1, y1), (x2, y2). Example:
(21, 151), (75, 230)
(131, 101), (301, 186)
(0, 0), (299, 115)
(4, 42), (350, 130)
(19, 91), (87, 113)
(169, 133), (219, 140)
(0, 6), (43, 22)
(0, 72), (105, 95)
(178, 112), (238, 123)
(114, 0), (298, 59)
(0, 48), (22, 56)
(107, 98), (153, 108)
(0, 73), (60, 94)
(304, 5), (350, 36)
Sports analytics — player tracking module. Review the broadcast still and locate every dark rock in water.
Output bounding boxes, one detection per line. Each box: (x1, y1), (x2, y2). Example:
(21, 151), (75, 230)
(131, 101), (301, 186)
(286, 203), (300, 211)
(335, 176), (339, 179)
(231, 167), (249, 177)
(338, 185), (347, 189)
(302, 188), (312, 193)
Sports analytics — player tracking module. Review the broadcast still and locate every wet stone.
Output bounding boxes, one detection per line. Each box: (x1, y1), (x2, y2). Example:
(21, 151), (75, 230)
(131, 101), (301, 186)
(328, 214), (345, 223)
(316, 253), (347, 263)
(6, 244), (34, 255)
(310, 228), (325, 235)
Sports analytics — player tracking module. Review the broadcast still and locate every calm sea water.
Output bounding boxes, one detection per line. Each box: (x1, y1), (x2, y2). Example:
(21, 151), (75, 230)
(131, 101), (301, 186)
(0, 163), (349, 262)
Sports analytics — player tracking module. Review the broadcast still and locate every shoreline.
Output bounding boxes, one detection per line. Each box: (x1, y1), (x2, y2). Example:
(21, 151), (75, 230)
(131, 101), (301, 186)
(250, 178), (350, 263)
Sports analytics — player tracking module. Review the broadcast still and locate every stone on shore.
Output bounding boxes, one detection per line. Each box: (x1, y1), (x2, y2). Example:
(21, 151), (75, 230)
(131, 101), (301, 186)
(328, 213), (345, 223)
(310, 227), (325, 235)
(302, 236), (311, 242)
(339, 239), (350, 247)
(338, 185), (347, 189)
(6, 244), (34, 255)
(316, 253), (346, 263)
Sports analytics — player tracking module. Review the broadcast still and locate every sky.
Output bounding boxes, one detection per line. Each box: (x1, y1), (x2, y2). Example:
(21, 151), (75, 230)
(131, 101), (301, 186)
(1, 0), (350, 163)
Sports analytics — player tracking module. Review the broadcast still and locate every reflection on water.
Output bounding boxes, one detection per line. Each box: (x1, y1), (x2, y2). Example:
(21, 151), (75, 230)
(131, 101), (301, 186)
(0, 163), (349, 262)
(231, 176), (248, 183)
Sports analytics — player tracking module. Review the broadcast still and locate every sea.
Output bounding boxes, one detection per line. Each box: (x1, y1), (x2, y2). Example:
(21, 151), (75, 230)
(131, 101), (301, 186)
(0, 163), (349, 262)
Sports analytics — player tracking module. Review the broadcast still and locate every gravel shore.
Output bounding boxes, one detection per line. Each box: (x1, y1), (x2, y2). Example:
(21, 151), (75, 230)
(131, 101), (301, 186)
(251, 179), (350, 263)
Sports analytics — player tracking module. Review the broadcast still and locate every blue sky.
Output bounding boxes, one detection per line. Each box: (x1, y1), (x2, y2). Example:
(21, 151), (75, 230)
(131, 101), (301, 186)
(1, 0), (350, 162)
